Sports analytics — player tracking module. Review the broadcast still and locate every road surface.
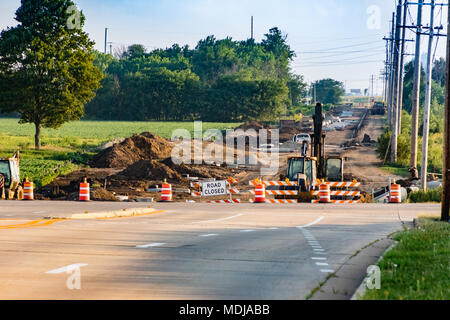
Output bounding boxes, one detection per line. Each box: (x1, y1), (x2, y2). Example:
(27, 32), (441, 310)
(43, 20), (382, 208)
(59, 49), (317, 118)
(0, 201), (440, 299)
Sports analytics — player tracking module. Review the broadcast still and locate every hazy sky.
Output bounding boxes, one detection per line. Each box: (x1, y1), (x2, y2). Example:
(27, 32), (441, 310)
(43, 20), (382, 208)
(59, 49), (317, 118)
(0, 0), (447, 94)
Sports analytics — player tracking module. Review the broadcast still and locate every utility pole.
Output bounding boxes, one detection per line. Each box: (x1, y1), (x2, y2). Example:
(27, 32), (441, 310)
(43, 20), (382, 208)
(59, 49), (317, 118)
(420, 0), (435, 192)
(410, 0), (423, 171)
(397, 0), (408, 137)
(387, 12), (396, 128)
(442, 0), (450, 223)
(390, 1), (403, 163)
(104, 28), (108, 54)
(251, 16), (254, 40)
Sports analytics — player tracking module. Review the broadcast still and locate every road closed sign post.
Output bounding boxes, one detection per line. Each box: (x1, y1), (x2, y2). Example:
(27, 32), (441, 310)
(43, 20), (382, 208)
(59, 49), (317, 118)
(201, 181), (228, 197)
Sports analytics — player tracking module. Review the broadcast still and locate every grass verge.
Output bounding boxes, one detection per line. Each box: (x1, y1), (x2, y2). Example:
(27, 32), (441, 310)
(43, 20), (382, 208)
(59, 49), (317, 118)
(408, 187), (442, 203)
(362, 217), (450, 300)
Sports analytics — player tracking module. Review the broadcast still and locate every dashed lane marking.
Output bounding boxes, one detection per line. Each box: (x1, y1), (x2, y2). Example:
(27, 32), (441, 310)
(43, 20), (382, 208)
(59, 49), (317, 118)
(199, 234), (219, 237)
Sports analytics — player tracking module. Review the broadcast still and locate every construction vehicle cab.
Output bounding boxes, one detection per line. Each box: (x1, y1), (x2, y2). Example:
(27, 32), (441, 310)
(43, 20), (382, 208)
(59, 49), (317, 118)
(0, 152), (21, 199)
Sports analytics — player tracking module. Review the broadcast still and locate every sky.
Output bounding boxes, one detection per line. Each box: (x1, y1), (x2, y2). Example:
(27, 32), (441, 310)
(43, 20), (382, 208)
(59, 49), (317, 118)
(0, 0), (447, 94)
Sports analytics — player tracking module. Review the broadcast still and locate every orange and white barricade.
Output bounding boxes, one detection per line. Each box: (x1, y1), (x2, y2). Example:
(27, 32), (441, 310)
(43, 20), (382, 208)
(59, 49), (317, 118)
(253, 183), (266, 203)
(161, 180), (173, 202)
(319, 183), (331, 203)
(79, 178), (90, 201)
(389, 183), (401, 203)
(23, 178), (34, 200)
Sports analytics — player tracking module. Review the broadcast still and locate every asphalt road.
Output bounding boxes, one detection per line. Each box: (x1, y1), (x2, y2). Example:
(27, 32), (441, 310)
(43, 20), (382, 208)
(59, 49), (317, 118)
(0, 201), (440, 299)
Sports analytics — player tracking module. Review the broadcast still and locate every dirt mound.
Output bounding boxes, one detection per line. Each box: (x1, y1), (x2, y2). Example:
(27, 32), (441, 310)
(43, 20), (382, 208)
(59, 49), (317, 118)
(119, 160), (183, 181)
(236, 121), (268, 131)
(91, 188), (119, 201)
(279, 127), (300, 142)
(91, 132), (173, 168)
(117, 158), (234, 183)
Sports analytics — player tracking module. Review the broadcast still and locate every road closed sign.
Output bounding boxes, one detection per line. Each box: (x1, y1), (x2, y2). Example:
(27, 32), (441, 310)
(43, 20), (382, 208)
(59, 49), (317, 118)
(201, 181), (227, 197)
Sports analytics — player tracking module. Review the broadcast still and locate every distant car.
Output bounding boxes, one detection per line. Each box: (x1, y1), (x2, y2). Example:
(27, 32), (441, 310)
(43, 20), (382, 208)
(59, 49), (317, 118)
(293, 133), (311, 144)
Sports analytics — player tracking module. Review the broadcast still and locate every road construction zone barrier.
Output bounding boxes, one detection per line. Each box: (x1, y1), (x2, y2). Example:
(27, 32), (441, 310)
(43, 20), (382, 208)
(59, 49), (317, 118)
(23, 178), (34, 200)
(311, 200), (361, 204)
(160, 181), (173, 202)
(249, 199), (297, 204)
(253, 183), (266, 203)
(249, 180), (297, 187)
(79, 178), (90, 201)
(206, 199), (241, 204)
(389, 183), (401, 203)
(318, 183), (331, 203)
(190, 178), (241, 203)
(311, 180), (362, 204)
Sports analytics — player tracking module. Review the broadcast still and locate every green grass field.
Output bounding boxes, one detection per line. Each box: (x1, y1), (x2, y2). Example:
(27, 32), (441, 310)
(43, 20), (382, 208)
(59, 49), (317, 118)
(362, 217), (450, 300)
(0, 118), (240, 187)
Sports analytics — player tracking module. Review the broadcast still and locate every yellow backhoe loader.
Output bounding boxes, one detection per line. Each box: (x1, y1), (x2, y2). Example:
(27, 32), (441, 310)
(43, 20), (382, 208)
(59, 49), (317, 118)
(0, 151), (22, 200)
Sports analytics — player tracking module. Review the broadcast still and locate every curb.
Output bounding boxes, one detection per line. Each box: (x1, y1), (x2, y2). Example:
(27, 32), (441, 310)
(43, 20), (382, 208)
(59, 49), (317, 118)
(45, 207), (157, 220)
(350, 240), (398, 300)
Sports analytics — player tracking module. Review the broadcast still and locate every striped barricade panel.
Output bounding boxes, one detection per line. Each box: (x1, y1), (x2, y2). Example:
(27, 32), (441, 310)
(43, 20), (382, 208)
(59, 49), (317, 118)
(206, 199), (241, 204)
(311, 190), (360, 197)
(249, 180), (297, 187)
(312, 181), (361, 188)
(248, 190), (298, 196)
(249, 199), (297, 204)
(311, 200), (361, 204)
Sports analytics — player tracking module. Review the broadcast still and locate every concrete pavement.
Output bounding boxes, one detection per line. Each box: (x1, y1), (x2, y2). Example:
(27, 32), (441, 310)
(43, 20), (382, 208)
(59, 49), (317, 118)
(0, 202), (440, 299)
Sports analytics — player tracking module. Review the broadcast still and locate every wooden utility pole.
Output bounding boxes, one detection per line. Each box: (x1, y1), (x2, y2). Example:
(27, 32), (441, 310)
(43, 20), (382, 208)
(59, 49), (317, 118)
(441, 2), (450, 223)
(410, 0), (423, 171)
(391, 1), (403, 163)
(420, 0), (436, 192)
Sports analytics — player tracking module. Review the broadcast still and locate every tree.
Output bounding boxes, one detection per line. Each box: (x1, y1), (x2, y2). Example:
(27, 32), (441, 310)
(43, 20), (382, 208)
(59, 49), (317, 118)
(314, 79), (345, 104)
(432, 57), (446, 87)
(0, 0), (102, 149)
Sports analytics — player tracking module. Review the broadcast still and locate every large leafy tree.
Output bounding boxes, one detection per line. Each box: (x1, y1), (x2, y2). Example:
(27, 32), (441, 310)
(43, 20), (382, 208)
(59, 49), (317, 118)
(0, 0), (102, 149)
(314, 79), (345, 104)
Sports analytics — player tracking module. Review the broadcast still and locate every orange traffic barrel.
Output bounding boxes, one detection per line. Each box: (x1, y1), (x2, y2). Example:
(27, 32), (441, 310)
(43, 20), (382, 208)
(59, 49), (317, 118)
(319, 183), (331, 203)
(390, 183), (401, 203)
(79, 178), (90, 201)
(23, 178), (34, 200)
(254, 184), (266, 203)
(161, 181), (172, 202)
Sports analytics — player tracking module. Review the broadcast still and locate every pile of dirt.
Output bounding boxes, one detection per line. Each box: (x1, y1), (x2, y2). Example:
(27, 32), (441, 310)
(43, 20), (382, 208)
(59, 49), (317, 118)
(279, 127), (300, 142)
(116, 158), (236, 183)
(91, 188), (119, 201)
(236, 121), (269, 131)
(90, 132), (173, 168)
(118, 160), (183, 181)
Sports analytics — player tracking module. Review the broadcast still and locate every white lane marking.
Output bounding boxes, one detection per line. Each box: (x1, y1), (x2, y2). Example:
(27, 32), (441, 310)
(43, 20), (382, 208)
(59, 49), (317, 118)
(297, 216), (324, 229)
(314, 252), (327, 255)
(46, 263), (88, 274)
(268, 227), (279, 230)
(136, 243), (166, 248)
(199, 234), (219, 237)
(196, 214), (243, 224)
(33, 211), (45, 214)
(312, 257), (327, 260)
(315, 262), (329, 266)
(313, 248), (325, 252)
(320, 269), (334, 273)
(240, 229), (255, 233)
(311, 246), (322, 249)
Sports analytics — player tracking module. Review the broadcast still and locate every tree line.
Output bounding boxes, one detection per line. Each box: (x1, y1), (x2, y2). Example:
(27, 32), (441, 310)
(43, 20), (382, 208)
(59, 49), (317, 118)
(85, 29), (309, 122)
